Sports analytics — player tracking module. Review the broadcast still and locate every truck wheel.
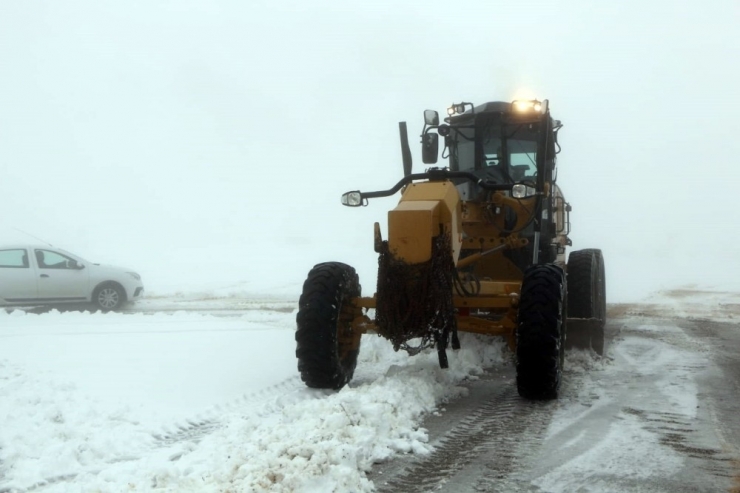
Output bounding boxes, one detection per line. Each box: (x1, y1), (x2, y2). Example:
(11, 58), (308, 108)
(566, 249), (607, 355)
(516, 264), (565, 400)
(296, 262), (362, 390)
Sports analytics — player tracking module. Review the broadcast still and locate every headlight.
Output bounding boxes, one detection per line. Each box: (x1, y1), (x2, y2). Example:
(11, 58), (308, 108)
(341, 191), (363, 207)
(447, 103), (471, 116)
(512, 184), (537, 198)
(127, 272), (141, 281)
(512, 99), (547, 113)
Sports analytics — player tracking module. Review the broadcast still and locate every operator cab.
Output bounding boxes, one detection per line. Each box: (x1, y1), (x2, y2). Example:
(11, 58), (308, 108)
(443, 101), (555, 201)
(418, 99), (563, 267)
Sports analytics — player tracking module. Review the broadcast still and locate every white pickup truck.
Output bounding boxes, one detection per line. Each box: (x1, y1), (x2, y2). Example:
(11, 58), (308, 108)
(0, 244), (144, 311)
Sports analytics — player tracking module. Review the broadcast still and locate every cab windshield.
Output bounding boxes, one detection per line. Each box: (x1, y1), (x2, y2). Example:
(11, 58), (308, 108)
(450, 121), (539, 183)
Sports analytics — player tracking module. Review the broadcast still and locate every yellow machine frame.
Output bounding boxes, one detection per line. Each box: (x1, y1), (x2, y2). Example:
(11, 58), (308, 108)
(344, 178), (556, 352)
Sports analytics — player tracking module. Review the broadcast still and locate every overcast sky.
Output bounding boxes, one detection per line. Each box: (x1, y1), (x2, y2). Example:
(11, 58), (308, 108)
(1, 0), (739, 301)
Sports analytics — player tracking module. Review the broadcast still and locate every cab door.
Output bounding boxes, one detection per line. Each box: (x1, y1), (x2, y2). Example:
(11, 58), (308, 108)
(34, 248), (89, 301)
(0, 248), (37, 302)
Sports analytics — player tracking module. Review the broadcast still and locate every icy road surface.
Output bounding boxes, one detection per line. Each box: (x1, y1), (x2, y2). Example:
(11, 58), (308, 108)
(1, 289), (739, 492)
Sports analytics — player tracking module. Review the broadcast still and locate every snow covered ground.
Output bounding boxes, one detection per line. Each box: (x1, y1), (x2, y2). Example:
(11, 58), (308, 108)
(0, 296), (507, 493)
(1, 285), (737, 492)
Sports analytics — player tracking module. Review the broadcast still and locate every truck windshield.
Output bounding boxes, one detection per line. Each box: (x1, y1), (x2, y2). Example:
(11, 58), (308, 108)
(450, 121), (539, 182)
(506, 124), (538, 181)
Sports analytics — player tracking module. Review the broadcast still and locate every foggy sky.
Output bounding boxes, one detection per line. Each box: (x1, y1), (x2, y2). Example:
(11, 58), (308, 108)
(1, 0), (739, 301)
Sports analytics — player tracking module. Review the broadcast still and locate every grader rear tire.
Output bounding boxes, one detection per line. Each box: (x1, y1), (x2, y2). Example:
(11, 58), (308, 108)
(296, 262), (361, 390)
(566, 249), (606, 355)
(516, 264), (565, 400)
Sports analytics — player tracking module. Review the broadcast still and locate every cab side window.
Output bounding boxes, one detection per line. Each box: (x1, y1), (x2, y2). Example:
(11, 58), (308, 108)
(0, 249), (29, 268)
(35, 249), (75, 269)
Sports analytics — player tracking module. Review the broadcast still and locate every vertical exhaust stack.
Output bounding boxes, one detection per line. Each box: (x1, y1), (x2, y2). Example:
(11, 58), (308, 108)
(399, 122), (412, 177)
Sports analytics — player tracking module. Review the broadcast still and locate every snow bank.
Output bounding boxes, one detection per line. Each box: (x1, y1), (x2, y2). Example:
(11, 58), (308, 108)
(0, 309), (508, 492)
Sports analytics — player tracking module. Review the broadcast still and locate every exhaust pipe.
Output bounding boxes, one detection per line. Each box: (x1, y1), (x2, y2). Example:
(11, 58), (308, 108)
(399, 122), (412, 177)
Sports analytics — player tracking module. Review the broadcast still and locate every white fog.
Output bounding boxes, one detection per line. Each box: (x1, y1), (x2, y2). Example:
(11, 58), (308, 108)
(2, 0), (739, 302)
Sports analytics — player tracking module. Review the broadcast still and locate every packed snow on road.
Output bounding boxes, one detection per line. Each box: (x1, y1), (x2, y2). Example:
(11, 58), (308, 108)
(1, 286), (739, 492)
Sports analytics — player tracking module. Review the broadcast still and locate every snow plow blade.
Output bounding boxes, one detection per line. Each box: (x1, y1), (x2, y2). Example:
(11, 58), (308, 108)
(566, 317), (605, 355)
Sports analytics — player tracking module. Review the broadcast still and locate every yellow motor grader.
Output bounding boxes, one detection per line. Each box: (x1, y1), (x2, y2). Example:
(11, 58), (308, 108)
(296, 99), (606, 400)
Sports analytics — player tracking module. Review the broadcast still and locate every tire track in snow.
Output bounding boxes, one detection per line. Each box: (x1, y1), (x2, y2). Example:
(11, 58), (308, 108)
(625, 407), (736, 479)
(526, 319), (738, 492)
(151, 376), (304, 450)
(374, 381), (554, 493)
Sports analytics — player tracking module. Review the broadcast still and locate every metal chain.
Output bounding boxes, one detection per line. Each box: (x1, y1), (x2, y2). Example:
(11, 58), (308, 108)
(376, 233), (457, 356)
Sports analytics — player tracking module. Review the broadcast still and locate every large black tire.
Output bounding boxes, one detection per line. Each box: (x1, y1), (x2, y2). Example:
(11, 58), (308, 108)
(566, 249), (607, 355)
(296, 262), (361, 389)
(93, 283), (126, 311)
(516, 264), (565, 400)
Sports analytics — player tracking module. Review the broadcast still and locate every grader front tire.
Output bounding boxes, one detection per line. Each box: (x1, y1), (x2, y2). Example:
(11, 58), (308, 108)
(295, 262), (362, 390)
(516, 264), (565, 400)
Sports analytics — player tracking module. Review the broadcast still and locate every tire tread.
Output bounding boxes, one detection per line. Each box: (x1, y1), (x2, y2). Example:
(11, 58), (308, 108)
(296, 262), (361, 389)
(516, 264), (565, 400)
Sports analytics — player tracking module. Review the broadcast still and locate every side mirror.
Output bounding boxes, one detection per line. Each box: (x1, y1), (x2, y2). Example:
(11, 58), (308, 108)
(421, 132), (439, 164)
(68, 259), (84, 269)
(423, 110), (439, 126)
